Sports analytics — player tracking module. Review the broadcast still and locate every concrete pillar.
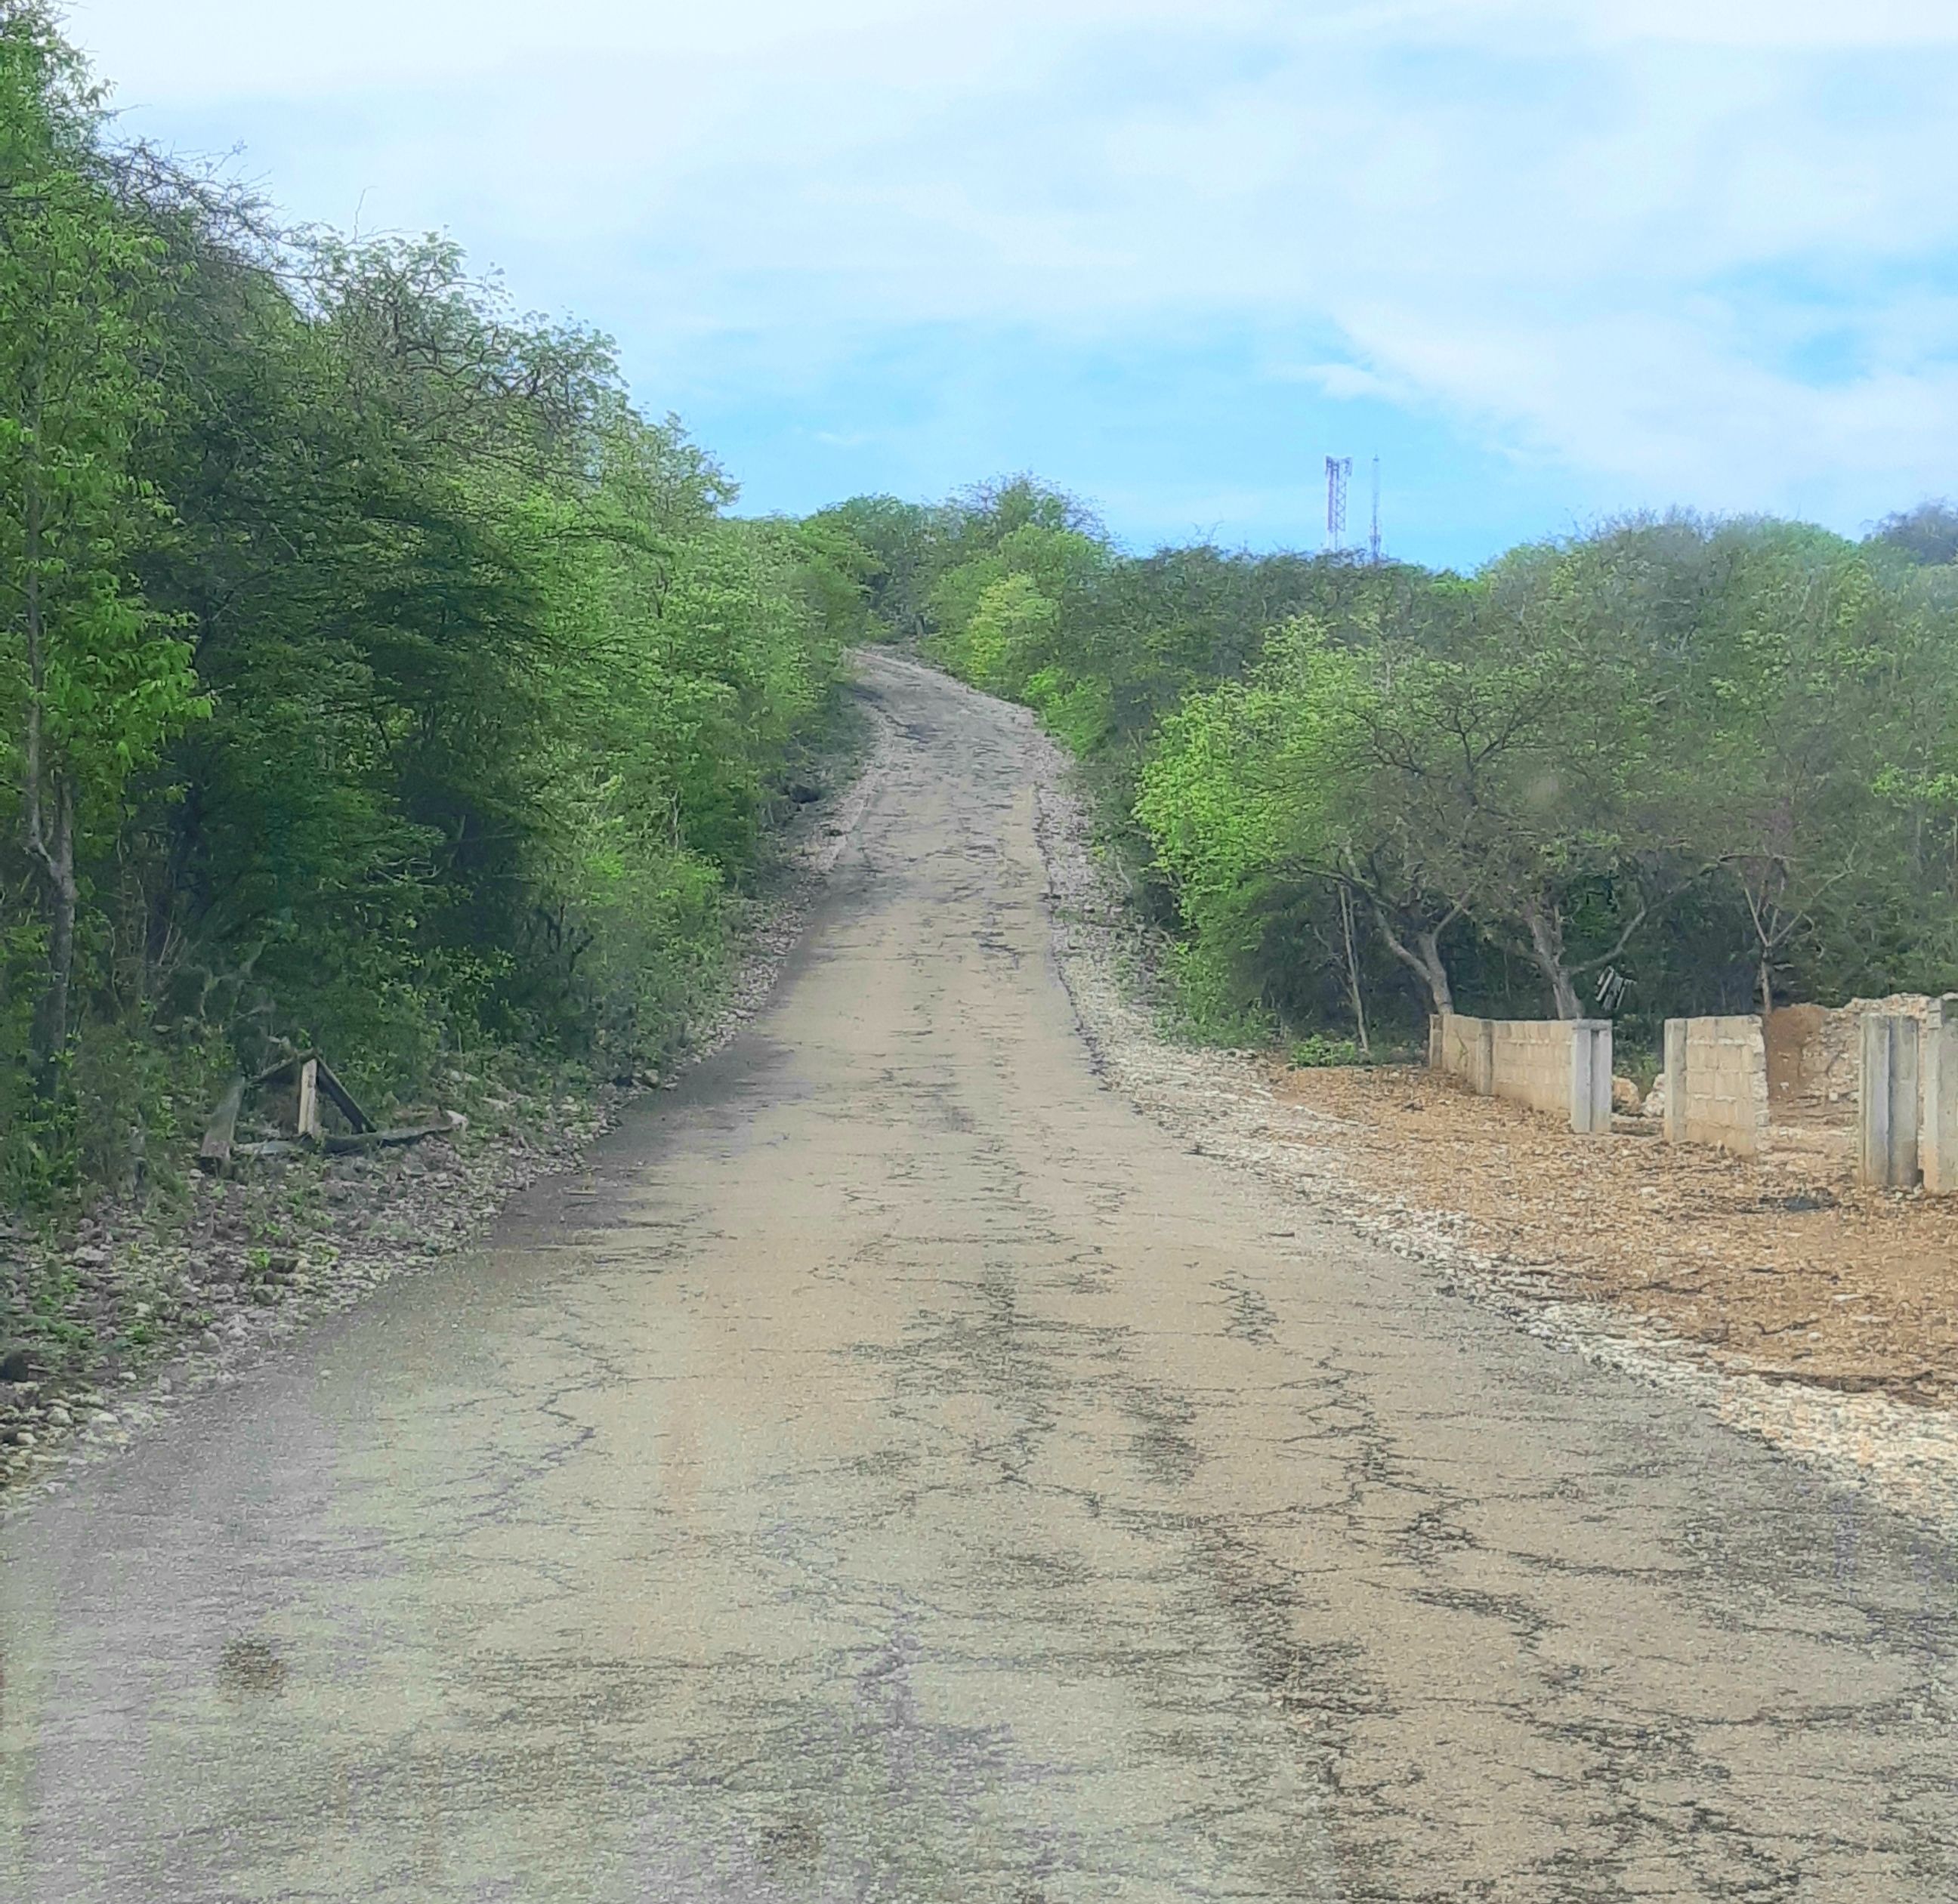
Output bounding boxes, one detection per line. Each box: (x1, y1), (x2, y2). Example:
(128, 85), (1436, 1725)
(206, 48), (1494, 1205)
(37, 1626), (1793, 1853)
(1858, 1013), (1921, 1190)
(1428, 1014), (1444, 1072)
(1661, 1018), (1688, 1144)
(1475, 1019), (1495, 1097)
(1920, 998), (1958, 1195)
(1738, 1019), (1769, 1158)
(1569, 1020), (1613, 1134)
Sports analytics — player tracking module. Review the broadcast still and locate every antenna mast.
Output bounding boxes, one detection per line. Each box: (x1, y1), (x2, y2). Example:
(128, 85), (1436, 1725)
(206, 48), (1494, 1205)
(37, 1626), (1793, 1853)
(1369, 455), (1382, 564)
(1324, 455), (1351, 554)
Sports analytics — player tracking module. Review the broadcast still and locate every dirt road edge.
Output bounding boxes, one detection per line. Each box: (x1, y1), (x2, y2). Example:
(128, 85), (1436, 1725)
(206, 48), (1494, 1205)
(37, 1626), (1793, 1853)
(0, 687), (897, 1511)
(1020, 707), (1958, 1540)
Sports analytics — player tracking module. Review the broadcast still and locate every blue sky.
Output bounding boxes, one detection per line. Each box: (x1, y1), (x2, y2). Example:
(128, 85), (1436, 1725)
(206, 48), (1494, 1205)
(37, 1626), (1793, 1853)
(59, 0), (1958, 569)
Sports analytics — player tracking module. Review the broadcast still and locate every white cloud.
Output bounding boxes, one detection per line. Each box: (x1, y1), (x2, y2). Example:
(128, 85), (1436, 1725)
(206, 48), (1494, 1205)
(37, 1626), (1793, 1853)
(58, 0), (1958, 525)
(1280, 363), (1413, 403)
(65, 0), (1269, 100)
(1577, 0), (1958, 48)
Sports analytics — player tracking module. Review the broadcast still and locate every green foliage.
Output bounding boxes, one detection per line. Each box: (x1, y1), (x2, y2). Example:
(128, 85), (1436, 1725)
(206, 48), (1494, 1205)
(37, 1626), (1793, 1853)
(0, 11), (866, 1204)
(1160, 937), (1277, 1048)
(1289, 1033), (1363, 1069)
(1871, 501), (1958, 568)
(0, 5), (208, 1096)
(868, 469), (1958, 1049)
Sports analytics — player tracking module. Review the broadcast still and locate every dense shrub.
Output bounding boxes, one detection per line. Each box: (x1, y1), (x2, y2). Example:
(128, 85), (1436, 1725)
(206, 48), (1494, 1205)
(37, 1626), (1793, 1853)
(1, 7), (869, 1202)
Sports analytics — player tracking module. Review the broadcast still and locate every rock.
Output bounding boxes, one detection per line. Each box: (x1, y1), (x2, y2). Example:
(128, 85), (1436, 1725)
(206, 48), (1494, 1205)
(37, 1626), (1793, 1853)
(0, 1343), (37, 1384)
(1611, 1076), (1643, 1115)
(1641, 1072), (1667, 1119)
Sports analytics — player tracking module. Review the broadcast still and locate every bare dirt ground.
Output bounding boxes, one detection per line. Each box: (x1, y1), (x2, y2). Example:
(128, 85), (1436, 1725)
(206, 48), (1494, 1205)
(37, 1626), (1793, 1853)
(1268, 1065), (1958, 1410)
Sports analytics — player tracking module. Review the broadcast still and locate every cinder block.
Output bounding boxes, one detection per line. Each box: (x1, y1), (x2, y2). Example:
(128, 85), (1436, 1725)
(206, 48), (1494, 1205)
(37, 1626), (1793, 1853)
(1662, 1014), (1766, 1157)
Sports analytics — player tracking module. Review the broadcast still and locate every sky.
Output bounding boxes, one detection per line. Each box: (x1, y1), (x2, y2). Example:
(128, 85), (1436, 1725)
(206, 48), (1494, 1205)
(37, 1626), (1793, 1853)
(57, 0), (1958, 569)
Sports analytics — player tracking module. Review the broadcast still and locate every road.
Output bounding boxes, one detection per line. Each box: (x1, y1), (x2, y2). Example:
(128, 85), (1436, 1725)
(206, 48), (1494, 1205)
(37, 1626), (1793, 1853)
(2, 653), (1954, 1902)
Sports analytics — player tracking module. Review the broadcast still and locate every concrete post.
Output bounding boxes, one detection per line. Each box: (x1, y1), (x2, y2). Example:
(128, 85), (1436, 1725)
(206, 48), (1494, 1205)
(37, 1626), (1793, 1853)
(1661, 1018), (1688, 1145)
(1920, 998), (1958, 1195)
(1858, 1013), (1921, 1190)
(1569, 1020), (1613, 1134)
(1475, 1019), (1495, 1097)
(1428, 1014), (1444, 1072)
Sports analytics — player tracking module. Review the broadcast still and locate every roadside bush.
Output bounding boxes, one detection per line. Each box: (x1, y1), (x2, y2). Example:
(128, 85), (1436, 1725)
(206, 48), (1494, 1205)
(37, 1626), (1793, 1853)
(0, 10), (870, 1207)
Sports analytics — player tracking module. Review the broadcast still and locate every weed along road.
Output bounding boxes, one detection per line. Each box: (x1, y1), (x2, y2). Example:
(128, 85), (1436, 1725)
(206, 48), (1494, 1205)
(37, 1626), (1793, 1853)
(2, 654), (1954, 1903)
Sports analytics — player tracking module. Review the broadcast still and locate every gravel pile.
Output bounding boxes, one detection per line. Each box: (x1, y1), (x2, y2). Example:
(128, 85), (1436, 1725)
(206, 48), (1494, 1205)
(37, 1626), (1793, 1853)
(1028, 728), (1958, 1541)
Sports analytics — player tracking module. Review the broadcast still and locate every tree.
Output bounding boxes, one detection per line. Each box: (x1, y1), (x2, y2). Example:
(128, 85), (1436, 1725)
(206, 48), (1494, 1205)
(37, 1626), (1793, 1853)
(0, 7), (204, 1072)
(811, 494), (937, 642)
(0, 7), (863, 1204)
(1870, 501), (1958, 568)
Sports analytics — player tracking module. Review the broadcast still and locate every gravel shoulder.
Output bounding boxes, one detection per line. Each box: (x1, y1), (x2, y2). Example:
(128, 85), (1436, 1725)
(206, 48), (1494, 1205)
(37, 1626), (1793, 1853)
(1023, 704), (1958, 1541)
(0, 690), (896, 1509)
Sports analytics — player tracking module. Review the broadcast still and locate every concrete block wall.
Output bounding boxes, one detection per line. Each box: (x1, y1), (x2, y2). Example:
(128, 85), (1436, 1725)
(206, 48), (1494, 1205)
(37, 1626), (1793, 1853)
(1431, 1011), (1493, 1096)
(1490, 1019), (1582, 1123)
(1661, 1015), (1769, 1158)
(1793, 998), (1955, 1190)
(1430, 1013), (1612, 1134)
(1427, 995), (1958, 1190)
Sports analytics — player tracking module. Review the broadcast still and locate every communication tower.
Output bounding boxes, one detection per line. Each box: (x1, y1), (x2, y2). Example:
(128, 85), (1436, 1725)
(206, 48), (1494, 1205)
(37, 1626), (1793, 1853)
(1324, 455), (1351, 553)
(1369, 455), (1382, 564)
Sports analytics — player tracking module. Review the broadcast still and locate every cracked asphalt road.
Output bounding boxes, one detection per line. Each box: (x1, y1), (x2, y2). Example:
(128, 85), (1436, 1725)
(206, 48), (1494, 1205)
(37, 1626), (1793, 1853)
(3, 653), (1956, 1901)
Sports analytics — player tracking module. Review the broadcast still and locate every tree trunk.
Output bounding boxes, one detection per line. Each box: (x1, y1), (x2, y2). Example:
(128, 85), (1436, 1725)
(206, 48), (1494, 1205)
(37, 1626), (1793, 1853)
(1373, 905), (1455, 1017)
(1412, 927), (1453, 1016)
(1336, 884), (1371, 1058)
(19, 377), (79, 1077)
(32, 778), (77, 1074)
(1522, 900), (1583, 1020)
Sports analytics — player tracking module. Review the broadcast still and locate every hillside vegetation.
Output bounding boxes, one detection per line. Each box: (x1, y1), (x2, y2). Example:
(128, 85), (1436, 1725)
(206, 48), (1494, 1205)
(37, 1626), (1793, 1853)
(1, 8), (867, 1205)
(828, 482), (1958, 1058)
(14, 0), (1958, 1215)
